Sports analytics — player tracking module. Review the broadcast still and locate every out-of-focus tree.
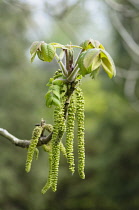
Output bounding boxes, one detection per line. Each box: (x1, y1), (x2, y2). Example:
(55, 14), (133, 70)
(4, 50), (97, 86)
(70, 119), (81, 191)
(105, 0), (139, 112)
(0, 1), (53, 209)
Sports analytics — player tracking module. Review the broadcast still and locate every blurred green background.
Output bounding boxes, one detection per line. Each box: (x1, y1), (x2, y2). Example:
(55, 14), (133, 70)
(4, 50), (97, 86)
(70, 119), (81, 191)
(0, 0), (139, 209)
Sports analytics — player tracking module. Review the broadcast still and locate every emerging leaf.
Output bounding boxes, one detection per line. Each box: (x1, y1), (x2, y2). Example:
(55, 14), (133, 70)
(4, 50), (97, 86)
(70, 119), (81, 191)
(41, 43), (56, 62)
(78, 51), (87, 76)
(45, 91), (53, 108)
(30, 41), (43, 63)
(37, 50), (45, 61)
(52, 97), (61, 107)
(83, 48), (101, 69)
(53, 78), (64, 86)
(89, 39), (105, 49)
(80, 40), (93, 50)
(80, 38), (105, 50)
(100, 49), (116, 78)
(45, 85), (61, 108)
(30, 41), (42, 55)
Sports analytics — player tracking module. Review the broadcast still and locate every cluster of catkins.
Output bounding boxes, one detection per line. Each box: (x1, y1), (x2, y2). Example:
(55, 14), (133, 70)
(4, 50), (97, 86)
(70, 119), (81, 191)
(25, 86), (85, 193)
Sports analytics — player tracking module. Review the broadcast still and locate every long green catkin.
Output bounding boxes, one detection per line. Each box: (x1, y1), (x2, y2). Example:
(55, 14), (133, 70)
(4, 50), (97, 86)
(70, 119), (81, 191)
(44, 124), (53, 133)
(60, 142), (67, 159)
(51, 101), (66, 192)
(76, 87), (85, 179)
(34, 148), (39, 160)
(25, 126), (43, 173)
(41, 150), (52, 194)
(66, 95), (76, 174)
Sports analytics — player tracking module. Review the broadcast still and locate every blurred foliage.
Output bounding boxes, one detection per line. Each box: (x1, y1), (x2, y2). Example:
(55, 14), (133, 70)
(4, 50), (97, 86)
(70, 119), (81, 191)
(0, 0), (139, 210)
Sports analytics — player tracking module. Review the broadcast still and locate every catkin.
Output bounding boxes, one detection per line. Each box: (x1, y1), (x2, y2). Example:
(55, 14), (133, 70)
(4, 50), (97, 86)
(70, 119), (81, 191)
(60, 142), (67, 159)
(51, 100), (66, 192)
(43, 144), (51, 153)
(66, 96), (76, 174)
(25, 126), (42, 173)
(34, 148), (39, 160)
(41, 150), (52, 194)
(44, 124), (53, 133)
(76, 87), (85, 179)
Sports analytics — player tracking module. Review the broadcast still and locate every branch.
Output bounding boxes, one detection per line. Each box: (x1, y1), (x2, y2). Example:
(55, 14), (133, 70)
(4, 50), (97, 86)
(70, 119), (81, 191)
(55, 53), (68, 77)
(0, 128), (30, 148)
(0, 128), (52, 148)
(110, 13), (139, 61)
(44, 0), (81, 20)
(105, 0), (139, 18)
(127, 0), (139, 10)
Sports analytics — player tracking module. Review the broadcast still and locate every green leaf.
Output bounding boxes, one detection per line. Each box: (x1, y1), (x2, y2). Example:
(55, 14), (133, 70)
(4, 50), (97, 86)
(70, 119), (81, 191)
(53, 78), (64, 86)
(41, 43), (56, 62)
(80, 40), (90, 50)
(50, 84), (60, 92)
(83, 48), (101, 69)
(52, 85), (61, 99)
(80, 39), (105, 50)
(30, 41), (42, 55)
(52, 97), (61, 107)
(92, 56), (101, 70)
(80, 39), (96, 50)
(45, 91), (53, 108)
(100, 49), (116, 78)
(45, 84), (61, 108)
(89, 39), (105, 49)
(52, 89), (61, 100)
(46, 78), (54, 86)
(37, 50), (45, 61)
(78, 51), (87, 76)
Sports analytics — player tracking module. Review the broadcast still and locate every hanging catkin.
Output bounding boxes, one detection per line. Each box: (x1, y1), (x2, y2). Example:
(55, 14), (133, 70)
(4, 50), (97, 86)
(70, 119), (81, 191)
(76, 87), (85, 179)
(66, 95), (76, 174)
(41, 150), (52, 194)
(25, 126), (42, 173)
(50, 100), (66, 192)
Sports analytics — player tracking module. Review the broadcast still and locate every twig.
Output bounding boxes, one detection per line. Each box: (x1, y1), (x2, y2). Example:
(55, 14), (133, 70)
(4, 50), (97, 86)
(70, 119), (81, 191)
(55, 53), (68, 77)
(44, 0), (81, 20)
(110, 13), (139, 59)
(105, 0), (139, 18)
(0, 128), (52, 148)
(127, 0), (139, 10)
(0, 128), (30, 148)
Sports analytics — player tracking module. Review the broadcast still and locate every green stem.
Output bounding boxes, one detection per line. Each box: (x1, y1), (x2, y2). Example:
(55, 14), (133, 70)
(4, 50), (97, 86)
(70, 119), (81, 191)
(67, 65), (80, 82)
(55, 53), (68, 77)
(74, 49), (83, 68)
